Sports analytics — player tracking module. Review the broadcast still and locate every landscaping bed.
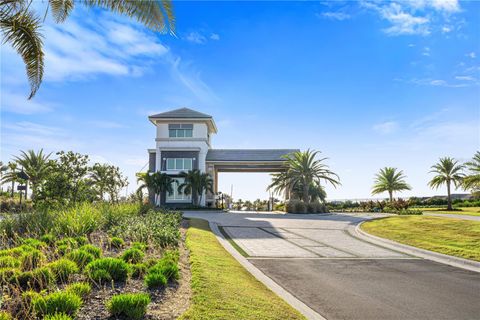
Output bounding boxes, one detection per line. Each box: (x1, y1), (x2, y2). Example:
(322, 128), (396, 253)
(361, 216), (480, 261)
(0, 204), (191, 320)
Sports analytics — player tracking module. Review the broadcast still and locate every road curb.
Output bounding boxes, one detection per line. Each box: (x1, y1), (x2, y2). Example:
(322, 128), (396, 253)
(208, 221), (326, 320)
(353, 220), (480, 273)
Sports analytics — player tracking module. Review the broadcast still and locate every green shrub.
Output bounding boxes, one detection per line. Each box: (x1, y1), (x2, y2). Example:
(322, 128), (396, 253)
(286, 200), (307, 213)
(0, 267), (20, 284)
(129, 263), (147, 279)
(131, 242), (147, 252)
(0, 311), (12, 320)
(78, 244), (102, 259)
(0, 256), (20, 268)
(12, 267), (54, 290)
(40, 233), (55, 245)
(47, 259), (79, 282)
(148, 254), (179, 281)
(121, 248), (144, 264)
(106, 293), (150, 320)
(32, 291), (82, 317)
(109, 210), (182, 248)
(85, 258), (129, 282)
(66, 250), (94, 269)
(20, 249), (45, 271)
(21, 289), (42, 304)
(65, 282), (91, 299)
(89, 269), (112, 283)
(56, 245), (72, 256)
(144, 272), (167, 288)
(55, 238), (78, 249)
(43, 313), (73, 320)
(22, 238), (47, 249)
(74, 236), (88, 246)
(109, 237), (124, 249)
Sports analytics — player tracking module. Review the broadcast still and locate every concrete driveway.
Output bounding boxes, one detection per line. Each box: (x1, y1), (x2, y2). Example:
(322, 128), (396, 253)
(183, 211), (480, 320)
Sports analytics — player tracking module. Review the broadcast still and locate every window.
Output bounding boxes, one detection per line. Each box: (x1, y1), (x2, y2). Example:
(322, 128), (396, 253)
(169, 124), (193, 138)
(166, 178), (191, 202)
(166, 158), (193, 171)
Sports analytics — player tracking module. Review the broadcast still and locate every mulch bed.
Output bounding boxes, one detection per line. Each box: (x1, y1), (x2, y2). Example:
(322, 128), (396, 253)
(76, 219), (192, 319)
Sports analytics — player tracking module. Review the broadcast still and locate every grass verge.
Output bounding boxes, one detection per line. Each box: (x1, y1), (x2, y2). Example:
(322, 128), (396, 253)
(419, 207), (480, 217)
(179, 219), (305, 320)
(361, 216), (480, 261)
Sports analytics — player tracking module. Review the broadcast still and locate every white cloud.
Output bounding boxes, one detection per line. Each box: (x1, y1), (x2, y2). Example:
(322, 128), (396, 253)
(1, 91), (54, 114)
(319, 12), (351, 21)
(442, 25), (452, 33)
(422, 46), (431, 56)
(185, 32), (207, 44)
(455, 75), (476, 81)
(210, 33), (220, 40)
(430, 0), (460, 13)
(466, 52), (476, 59)
(373, 121), (399, 134)
(3, 121), (63, 136)
(380, 3), (430, 36)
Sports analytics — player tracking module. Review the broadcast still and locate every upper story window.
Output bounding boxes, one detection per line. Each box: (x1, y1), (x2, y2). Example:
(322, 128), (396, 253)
(169, 124), (193, 138)
(166, 158), (193, 171)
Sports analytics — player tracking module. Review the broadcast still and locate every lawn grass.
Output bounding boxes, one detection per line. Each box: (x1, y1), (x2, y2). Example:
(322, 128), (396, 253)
(418, 207), (480, 217)
(179, 219), (305, 320)
(361, 216), (480, 261)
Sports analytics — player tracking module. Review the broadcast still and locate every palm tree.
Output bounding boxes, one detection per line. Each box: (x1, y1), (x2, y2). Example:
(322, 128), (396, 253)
(178, 169), (213, 206)
(429, 157), (465, 211)
(371, 167), (411, 202)
(2, 162), (18, 198)
(283, 150), (340, 203)
(137, 171), (173, 206)
(0, 161), (8, 192)
(235, 199), (243, 210)
(90, 163), (109, 201)
(0, 0), (175, 99)
(463, 151), (480, 194)
(14, 149), (51, 200)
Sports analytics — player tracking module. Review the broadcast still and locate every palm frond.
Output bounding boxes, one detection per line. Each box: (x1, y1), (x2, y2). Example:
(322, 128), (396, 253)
(48, 0), (74, 23)
(1, 11), (44, 99)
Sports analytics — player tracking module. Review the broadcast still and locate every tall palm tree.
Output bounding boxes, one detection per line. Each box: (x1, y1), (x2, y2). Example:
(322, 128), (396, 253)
(429, 157), (465, 211)
(14, 149), (51, 200)
(90, 163), (109, 201)
(197, 171), (213, 206)
(0, 0), (175, 99)
(371, 167), (411, 202)
(137, 171), (173, 206)
(463, 151), (480, 194)
(283, 150), (340, 203)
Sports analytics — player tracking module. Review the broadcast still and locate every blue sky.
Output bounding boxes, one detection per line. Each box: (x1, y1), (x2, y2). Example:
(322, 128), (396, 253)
(1, 0), (479, 201)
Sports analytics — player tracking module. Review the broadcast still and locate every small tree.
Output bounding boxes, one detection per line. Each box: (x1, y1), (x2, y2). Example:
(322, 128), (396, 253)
(14, 149), (51, 201)
(429, 157), (465, 211)
(371, 167), (411, 202)
(463, 151), (480, 196)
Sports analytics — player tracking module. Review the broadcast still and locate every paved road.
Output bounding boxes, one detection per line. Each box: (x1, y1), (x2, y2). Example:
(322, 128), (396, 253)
(183, 211), (480, 320)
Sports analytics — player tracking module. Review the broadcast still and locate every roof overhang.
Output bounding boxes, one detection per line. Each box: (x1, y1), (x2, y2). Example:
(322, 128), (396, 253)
(148, 117), (218, 134)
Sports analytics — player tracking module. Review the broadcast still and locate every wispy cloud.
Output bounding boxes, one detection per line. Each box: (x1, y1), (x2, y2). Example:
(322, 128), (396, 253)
(210, 33), (220, 40)
(360, 0), (462, 36)
(185, 31), (207, 44)
(466, 52), (476, 59)
(88, 120), (128, 129)
(373, 121), (399, 134)
(318, 12), (351, 21)
(1, 91), (54, 114)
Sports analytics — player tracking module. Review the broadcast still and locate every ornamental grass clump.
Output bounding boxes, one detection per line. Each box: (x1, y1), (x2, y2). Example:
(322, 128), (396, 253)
(39, 234), (55, 246)
(65, 282), (91, 299)
(0, 311), (12, 320)
(109, 237), (124, 249)
(106, 293), (151, 320)
(12, 267), (55, 290)
(66, 249), (94, 269)
(78, 244), (102, 259)
(85, 258), (129, 282)
(129, 263), (147, 279)
(43, 313), (73, 320)
(21, 238), (47, 249)
(0, 256), (20, 268)
(32, 291), (82, 318)
(46, 259), (79, 283)
(121, 248), (144, 264)
(144, 251), (179, 288)
(20, 249), (45, 271)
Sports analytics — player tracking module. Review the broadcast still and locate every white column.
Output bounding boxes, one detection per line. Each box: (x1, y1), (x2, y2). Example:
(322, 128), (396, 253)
(155, 149), (161, 172)
(199, 150), (207, 206)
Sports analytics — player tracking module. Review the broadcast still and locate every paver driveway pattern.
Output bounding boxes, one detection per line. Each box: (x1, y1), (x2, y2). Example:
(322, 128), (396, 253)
(182, 211), (480, 320)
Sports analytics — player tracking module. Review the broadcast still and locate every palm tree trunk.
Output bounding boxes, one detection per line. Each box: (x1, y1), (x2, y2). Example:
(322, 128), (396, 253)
(447, 181), (452, 211)
(389, 191), (393, 202)
(11, 181), (14, 198)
